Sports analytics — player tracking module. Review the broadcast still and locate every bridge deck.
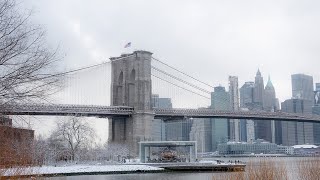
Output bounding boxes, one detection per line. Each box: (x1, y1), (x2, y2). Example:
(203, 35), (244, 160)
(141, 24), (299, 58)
(1, 104), (320, 123)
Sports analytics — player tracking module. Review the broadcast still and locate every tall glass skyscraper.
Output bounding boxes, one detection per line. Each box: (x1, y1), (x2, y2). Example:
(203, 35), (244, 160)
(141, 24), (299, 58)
(211, 86), (230, 150)
(228, 76), (240, 142)
(291, 74), (314, 101)
(240, 81), (255, 142)
(281, 99), (313, 145)
(151, 94), (173, 141)
(313, 83), (320, 145)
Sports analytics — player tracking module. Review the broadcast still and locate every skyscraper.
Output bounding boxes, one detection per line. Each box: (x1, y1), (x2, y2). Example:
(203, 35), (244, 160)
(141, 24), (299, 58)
(316, 83), (320, 91)
(261, 76), (277, 143)
(151, 94), (173, 141)
(281, 99), (313, 145)
(253, 69), (264, 109)
(264, 76), (277, 111)
(229, 76), (240, 142)
(281, 74), (315, 146)
(189, 117), (212, 152)
(313, 83), (320, 145)
(253, 69), (270, 142)
(240, 81), (255, 110)
(291, 74), (314, 101)
(240, 82), (255, 142)
(211, 86), (230, 150)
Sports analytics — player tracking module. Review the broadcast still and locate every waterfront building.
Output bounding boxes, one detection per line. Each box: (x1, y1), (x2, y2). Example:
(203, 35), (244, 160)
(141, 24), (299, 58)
(292, 144), (320, 156)
(217, 139), (278, 155)
(277, 145), (294, 155)
(218, 139), (295, 155)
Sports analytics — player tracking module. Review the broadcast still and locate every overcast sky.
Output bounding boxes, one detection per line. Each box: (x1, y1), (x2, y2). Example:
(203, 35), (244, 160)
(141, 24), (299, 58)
(20, 0), (320, 142)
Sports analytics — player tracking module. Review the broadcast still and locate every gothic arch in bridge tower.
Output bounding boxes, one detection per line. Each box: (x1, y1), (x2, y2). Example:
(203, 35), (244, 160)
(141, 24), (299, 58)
(117, 71), (124, 105)
(128, 69), (136, 107)
(109, 50), (155, 156)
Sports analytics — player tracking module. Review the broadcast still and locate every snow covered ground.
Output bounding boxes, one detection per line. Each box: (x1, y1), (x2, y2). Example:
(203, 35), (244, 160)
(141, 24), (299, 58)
(2, 164), (164, 177)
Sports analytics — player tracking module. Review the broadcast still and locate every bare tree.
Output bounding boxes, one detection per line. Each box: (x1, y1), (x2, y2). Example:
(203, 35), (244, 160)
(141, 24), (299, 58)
(0, 0), (61, 107)
(50, 117), (96, 161)
(104, 142), (129, 162)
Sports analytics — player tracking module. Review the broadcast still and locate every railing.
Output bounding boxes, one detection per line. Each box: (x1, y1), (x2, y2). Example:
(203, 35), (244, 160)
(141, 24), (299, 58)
(0, 104), (134, 117)
(1, 104), (320, 122)
(154, 108), (320, 122)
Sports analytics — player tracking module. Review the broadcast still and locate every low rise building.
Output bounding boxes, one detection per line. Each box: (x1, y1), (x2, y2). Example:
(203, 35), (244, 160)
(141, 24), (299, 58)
(277, 145), (294, 155)
(0, 116), (34, 167)
(218, 139), (278, 155)
(292, 144), (320, 156)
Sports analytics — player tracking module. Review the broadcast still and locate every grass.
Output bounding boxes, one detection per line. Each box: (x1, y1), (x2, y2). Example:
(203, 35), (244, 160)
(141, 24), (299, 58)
(297, 157), (320, 180)
(212, 159), (288, 180)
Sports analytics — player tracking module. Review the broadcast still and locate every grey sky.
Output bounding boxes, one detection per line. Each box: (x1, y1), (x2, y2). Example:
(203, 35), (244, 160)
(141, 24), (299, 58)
(20, 0), (320, 142)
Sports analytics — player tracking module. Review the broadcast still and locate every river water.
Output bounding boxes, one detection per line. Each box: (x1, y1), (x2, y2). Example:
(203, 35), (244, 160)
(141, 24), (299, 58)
(50, 157), (314, 180)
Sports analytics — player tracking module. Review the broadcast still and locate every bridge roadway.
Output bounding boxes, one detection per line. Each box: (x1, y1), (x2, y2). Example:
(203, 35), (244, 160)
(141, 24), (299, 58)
(1, 104), (320, 123)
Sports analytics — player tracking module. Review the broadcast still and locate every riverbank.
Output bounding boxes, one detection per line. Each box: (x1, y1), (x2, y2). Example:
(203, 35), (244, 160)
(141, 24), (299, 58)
(1, 164), (164, 178)
(1, 161), (247, 178)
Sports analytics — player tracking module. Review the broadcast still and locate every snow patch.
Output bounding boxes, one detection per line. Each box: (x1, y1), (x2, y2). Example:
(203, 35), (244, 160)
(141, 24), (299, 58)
(2, 164), (163, 176)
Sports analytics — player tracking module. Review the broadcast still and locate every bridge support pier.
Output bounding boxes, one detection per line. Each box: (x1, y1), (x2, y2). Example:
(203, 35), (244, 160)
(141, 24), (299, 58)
(108, 50), (161, 156)
(108, 112), (160, 156)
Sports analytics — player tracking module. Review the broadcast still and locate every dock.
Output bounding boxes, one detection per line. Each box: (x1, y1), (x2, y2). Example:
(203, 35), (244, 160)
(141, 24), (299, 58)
(150, 163), (246, 172)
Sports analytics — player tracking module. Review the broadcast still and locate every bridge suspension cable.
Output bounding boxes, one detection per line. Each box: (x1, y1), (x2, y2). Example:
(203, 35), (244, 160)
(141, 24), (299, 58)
(152, 57), (214, 88)
(151, 66), (211, 94)
(39, 54), (137, 80)
(151, 74), (210, 99)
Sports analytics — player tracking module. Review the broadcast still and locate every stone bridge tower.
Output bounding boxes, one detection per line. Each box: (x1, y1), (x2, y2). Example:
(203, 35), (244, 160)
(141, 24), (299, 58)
(108, 50), (158, 155)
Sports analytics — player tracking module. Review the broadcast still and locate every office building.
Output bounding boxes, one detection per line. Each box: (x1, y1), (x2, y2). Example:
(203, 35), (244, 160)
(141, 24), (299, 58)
(240, 82), (255, 142)
(189, 118), (212, 153)
(313, 83), (320, 145)
(281, 99), (313, 146)
(291, 74), (314, 101)
(253, 69), (264, 109)
(229, 76), (240, 142)
(151, 94), (173, 140)
(211, 86), (230, 151)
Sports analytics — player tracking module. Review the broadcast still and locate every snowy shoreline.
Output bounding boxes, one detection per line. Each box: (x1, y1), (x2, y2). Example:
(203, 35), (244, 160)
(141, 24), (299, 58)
(1, 164), (165, 178)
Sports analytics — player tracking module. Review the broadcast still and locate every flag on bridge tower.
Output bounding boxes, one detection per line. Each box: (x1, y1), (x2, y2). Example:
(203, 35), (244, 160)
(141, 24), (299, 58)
(124, 42), (131, 48)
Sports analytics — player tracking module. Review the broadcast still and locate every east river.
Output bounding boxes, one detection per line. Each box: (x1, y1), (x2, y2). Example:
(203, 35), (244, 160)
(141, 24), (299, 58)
(51, 157), (315, 180)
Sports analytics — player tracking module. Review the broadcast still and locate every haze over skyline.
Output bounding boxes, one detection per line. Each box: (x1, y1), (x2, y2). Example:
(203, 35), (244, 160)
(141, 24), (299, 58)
(22, 0), (320, 103)
(18, 0), (320, 143)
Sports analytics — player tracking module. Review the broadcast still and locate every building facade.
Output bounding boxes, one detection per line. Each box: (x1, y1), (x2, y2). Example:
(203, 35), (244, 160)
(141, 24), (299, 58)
(0, 116), (34, 167)
(253, 69), (264, 109)
(281, 99), (314, 146)
(211, 86), (230, 151)
(189, 118), (212, 153)
(228, 76), (240, 142)
(291, 74), (314, 101)
(240, 82), (255, 142)
(217, 139), (278, 155)
(312, 83), (320, 145)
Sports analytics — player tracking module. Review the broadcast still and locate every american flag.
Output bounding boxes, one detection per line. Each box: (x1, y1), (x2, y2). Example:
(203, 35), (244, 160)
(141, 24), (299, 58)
(124, 42), (131, 48)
